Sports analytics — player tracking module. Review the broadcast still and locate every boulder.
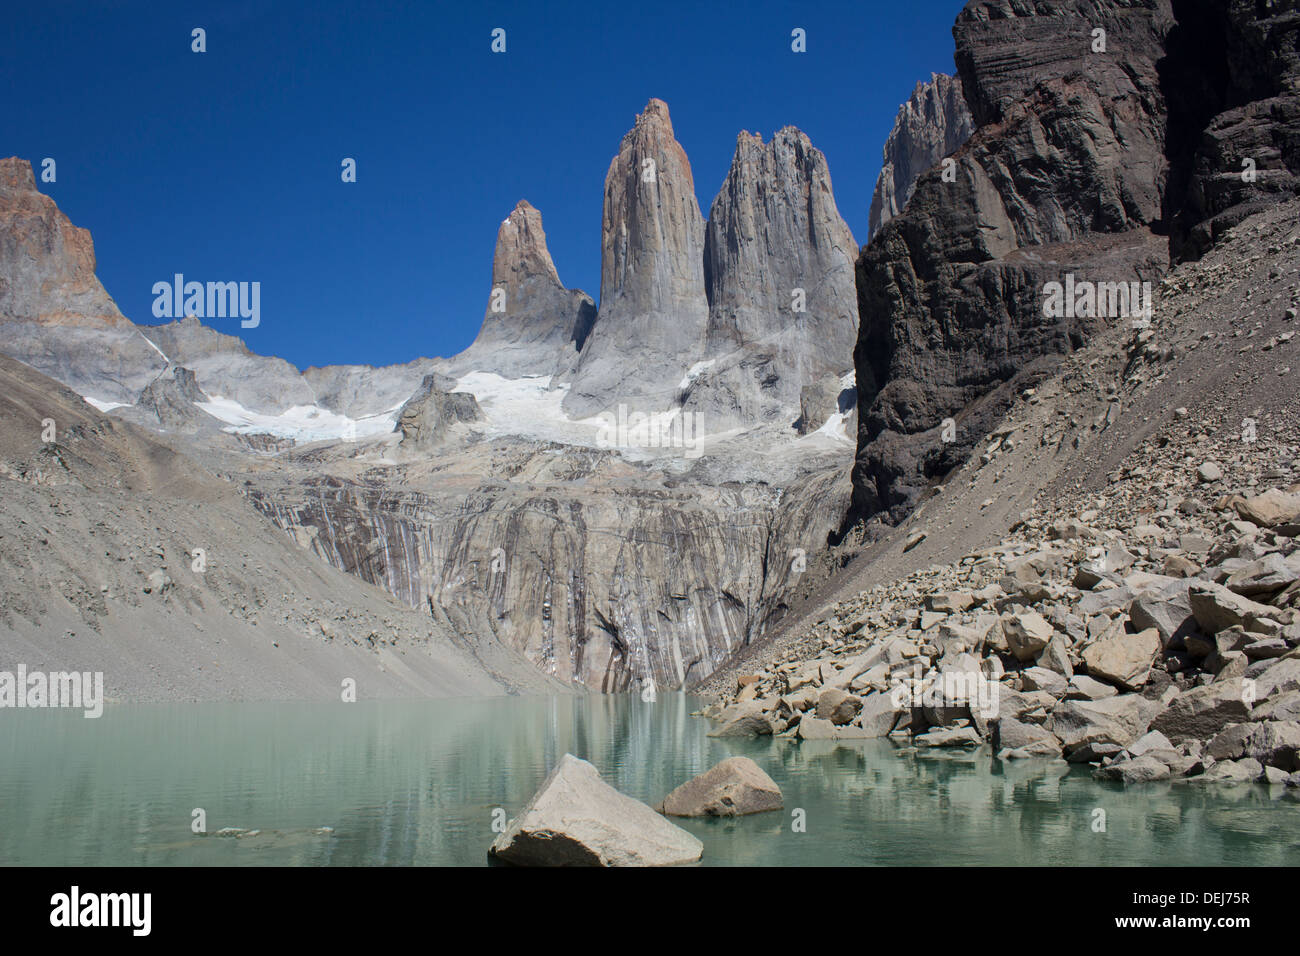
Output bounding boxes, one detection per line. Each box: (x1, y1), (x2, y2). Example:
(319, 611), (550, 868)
(1206, 720), (1300, 771)
(657, 757), (783, 817)
(1234, 489), (1300, 528)
(1039, 635), (1074, 678)
(707, 700), (773, 737)
(855, 692), (902, 737)
(1251, 657), (1300, 700)
(1003, 611), (1055, 662)
(915, 725), (982, 747)
(1189, 582), (1278, 634)
(1126, 730), (1173, 758)
(1149, 683), (1251, 741)
(1081, 628), (1160, 691)
(815, 687), (863, 726)
(996, 717), (1062, 754)
(1094, 754), (1172, 784)
(1129, 581), (1196, 648)
(1202, 757), (1263, 783)
(1066, 675), (1118, 700)
(1020, 666), (1069, 697)
(1047, 695), (1158, 751)
(926, 591), (974, 613)
(1076, 586), (1137, 618)
(795, 715), (839, 740)
(1225, 554), (1299, 597)
(1254, 690), (1300, 722)
(489, 754), (703, 866)
(1067, 741), (1125, 764)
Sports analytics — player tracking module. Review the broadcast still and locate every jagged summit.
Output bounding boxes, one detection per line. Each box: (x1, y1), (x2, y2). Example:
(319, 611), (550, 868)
(867, 73), (973, 240)
(628, 97), (674, 137)
(495, 199), (563, 288)
(0, 156), (36, 189)
(679, 123), (858, 432)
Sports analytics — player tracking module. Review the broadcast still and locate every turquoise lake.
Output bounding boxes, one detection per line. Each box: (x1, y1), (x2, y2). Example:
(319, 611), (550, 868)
(2, 693), (1297, 866)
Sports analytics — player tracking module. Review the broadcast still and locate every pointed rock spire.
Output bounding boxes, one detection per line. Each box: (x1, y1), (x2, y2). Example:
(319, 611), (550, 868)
(563, 99), (710, 417)
(677, 126), (857, 431)
(703, 126), (857, 357)
(453, 199), (595, 379)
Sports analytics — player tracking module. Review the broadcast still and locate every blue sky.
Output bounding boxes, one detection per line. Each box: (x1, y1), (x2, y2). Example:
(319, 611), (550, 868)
(8, 0), (964, 370)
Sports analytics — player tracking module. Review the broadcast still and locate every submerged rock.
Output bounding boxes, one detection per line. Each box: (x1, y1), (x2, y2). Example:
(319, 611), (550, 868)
(488, 754), (703, 867)
(657, 756), (782, 817)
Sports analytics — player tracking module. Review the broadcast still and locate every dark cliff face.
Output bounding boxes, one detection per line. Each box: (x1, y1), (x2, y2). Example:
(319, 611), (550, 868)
(848, 0), (1300, 529)
(1161, 0), (1300, 259)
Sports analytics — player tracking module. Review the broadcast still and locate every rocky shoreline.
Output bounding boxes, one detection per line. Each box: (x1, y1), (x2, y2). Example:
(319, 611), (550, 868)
(699, 474), (1300, 787)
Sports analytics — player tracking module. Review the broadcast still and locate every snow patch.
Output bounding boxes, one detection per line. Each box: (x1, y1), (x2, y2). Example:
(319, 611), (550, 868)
(810, 370), (857, 443)
(677, 359), (716, 390)
(137, 331), (170, 365)
(196, 395), (400, 443)
(84, 397), (130, 413)
(453, 370), (741, 460)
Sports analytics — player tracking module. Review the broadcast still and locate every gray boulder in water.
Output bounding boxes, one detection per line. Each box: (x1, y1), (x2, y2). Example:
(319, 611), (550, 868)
(656, 756), (782, 817)
(488, 754), (703, 866)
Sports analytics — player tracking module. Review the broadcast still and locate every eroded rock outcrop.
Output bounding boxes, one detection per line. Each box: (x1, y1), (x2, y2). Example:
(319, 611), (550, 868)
(135, 366), (209, 430)
(564, 99), (710, 417)
(395, 374), (482, 449)
(0, 157), (128, 329)
(0, 158), (168, 402)
(851, 0), (1300, 532)
(1162, 0), (1300, 259)
(867, 73), (973, 240)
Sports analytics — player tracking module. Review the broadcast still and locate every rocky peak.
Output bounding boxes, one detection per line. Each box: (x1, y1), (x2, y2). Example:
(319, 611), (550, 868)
(449, 199), (595, 380)
(852, 0), (1177, 525)
(867, 73), (973, 240)
(0, 156), (129, 329)
(703, 125), (856, 353)
(680, 126), (858, 430)
(1, 157), (37, 190)
(563, 98), (710, 417)
(493, 199), (562, 290)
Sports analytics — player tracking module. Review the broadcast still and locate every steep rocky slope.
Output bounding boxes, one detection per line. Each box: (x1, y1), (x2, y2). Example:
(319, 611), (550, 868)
(0, 354), (561, 700)
(867, 72), (973, 240)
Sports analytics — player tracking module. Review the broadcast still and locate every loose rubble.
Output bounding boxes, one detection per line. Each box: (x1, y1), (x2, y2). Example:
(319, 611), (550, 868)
(702, 448), (1300, 787)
